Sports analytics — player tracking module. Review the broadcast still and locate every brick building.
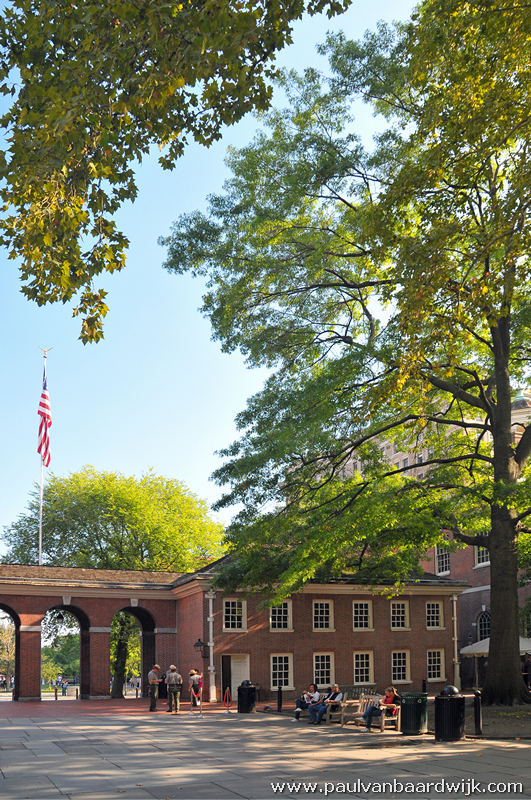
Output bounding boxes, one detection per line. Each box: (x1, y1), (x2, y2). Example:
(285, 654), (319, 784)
(0, 562), (465, 701)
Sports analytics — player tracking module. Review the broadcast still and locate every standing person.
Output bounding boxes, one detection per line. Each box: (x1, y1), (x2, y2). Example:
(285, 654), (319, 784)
(166, 665), (183, 713)
(189, 669), (200, 707)
(291, 684), (320, 721)
(148, 664), (161, 712)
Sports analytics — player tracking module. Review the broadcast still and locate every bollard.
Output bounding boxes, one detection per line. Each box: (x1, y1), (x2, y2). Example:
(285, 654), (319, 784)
(76, 688), (79, 699)
(422, 678), (427, 693)
(136, 687), (139, 699)
(54, 686), (58, 700)
(474, 690), (482, 736)
(277, 685), (282, 713)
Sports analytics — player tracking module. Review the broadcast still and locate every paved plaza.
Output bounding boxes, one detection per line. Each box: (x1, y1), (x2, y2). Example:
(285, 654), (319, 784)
(0, 700), (528, 800)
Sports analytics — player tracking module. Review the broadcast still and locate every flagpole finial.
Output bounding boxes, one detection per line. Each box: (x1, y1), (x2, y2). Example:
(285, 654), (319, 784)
(38, 347), (52, 356)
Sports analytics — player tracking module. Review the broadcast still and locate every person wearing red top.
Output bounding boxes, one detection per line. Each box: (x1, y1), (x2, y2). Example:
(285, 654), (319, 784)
(361, 686), (399, 732)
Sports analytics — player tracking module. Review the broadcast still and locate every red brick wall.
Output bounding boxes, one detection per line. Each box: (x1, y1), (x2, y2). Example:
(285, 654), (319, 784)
(211, 590), (457, 701)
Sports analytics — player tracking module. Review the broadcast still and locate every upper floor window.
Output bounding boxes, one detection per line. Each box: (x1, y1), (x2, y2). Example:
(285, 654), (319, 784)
(313, 601), (334, 630)
(353, 601), (373, 630)
(475, 546), (490, 567)
(402, 457), (409, 469)
(426, 601), (444, 629)
(223, 599), (247, 631)
(270, 601), (293, 631)
(436, 545), (450, 575)
(477, 611), (490, 641)
(390, 601), (410, 630)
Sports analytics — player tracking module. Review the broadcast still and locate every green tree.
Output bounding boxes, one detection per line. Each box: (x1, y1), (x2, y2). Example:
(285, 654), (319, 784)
(161, 1), (531, 704)
(3, 466), (224, 694)
(0, 0), (349, 342)
(0, 616), (15, 681)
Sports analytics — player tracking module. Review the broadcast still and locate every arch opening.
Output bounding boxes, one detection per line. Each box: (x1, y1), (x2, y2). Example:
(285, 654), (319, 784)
(110, 607), (152, 699)
(41, 608), (82, 698)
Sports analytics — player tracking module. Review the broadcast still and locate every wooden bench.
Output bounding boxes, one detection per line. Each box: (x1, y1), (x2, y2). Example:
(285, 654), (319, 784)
(347, 693), (401, 732)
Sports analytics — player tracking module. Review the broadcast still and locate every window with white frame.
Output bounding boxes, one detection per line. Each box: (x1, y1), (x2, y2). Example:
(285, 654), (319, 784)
(270, 601), (293, 631)
(223, 599), (247, 630)
(427, 650), (445, 681)
(353, 651), (373, 685)
(390, 601), (410, 629)
(475, 546), (490, 567)
(436, 545), (450, 575)
(313, 601), (333, 630)
(391, 650), (410, 683)
(270, 654), (293, 689)
(314, 653), (334, 686)
(477, 611), (490, 641)
(426, 601), (444, 629)
(353, 601), (373, 630)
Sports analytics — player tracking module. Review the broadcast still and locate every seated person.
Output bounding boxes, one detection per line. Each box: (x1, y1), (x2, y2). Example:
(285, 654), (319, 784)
(308, 684), (343, 724)
(292, 683), (320, 721)
(361, 686), (399, 732)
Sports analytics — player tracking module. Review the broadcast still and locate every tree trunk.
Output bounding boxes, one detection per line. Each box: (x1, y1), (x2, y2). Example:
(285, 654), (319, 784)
(481, 506), (531, 705)
(110, 616), (130, 699)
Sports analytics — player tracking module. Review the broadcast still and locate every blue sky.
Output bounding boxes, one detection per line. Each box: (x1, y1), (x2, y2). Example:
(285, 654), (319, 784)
(0, 0), (415, 545)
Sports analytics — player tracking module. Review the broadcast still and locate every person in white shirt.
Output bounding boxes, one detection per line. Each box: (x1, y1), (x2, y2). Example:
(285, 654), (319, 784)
(308, 685), (343, 724)
(292, 683), (321, 721)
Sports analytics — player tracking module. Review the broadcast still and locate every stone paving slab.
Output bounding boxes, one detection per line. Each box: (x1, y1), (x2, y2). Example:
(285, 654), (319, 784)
(0, 710), (526, 799)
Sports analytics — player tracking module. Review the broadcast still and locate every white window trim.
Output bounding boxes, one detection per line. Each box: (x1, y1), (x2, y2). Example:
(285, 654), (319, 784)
(426, 601), (445, 630)
(269, 600), (293, 632)
(474, 546), (491, 569)
(435, 545), (450, 576)
(352, 600), (374, 631)
(222, 598), (248, 632)
(390, 600), (411, 631)
(270, 653), (294, 691)
(391, 649), (411, 684)
(313, 652), (335, 688)
(312, 600), (335, 632)
(427, 649), (446, 682)
(353, 650), (374, 685)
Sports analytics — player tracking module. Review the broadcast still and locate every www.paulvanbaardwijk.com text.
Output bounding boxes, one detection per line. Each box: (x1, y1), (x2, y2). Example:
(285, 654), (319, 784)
(271, 779), (523, 795)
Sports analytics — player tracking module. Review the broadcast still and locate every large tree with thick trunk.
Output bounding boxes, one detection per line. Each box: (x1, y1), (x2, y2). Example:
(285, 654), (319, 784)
(161, 0), (531, 704)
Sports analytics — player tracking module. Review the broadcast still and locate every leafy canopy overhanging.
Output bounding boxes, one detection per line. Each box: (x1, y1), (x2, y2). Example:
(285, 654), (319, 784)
(162, 0), (531, 703)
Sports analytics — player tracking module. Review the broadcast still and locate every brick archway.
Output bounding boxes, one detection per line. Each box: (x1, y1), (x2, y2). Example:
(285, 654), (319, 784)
(0, 565), (183, 701)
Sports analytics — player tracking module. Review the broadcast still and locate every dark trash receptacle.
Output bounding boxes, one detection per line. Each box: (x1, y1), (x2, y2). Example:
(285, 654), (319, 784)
(434, 691), (465, 741)
(237, 680), (256, 713)
(400, 692), (428, 735)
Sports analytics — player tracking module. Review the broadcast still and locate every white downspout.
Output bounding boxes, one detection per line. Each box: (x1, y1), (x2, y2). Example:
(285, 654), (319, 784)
(451, 593), (461, 690)
(206, 590), (217, 702)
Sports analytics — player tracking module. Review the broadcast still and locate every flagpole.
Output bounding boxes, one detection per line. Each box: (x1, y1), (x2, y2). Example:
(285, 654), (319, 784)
(38, 457), (44, 566)
(37, 347), (52, 567)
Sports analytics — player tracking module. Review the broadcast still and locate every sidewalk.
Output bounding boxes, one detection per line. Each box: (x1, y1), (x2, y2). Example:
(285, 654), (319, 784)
(0, 704), (529, 799)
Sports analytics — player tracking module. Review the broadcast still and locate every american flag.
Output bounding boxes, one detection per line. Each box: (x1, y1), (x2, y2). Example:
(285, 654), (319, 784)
(37, 363), (52, 467)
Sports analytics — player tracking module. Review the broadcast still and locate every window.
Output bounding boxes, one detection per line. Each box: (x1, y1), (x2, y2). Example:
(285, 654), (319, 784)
(270, 654), (293, 689)
(436, 545), (450, 575)
(417, 453), (424, 465)
(402, 457), (409, 469)
(477, 611), (490, 641)
(353, 601), (373, 630)
(223, 599), (247, 631)
(313, 601), (334, 630)
(426, 601), (444, 629)
(391, 650), (411, 683)
(390, 601), (410, 629)
(427, 650), (445, 681)
(270, 601), (293, 631)
(314, 653), (334, 686)
(353, 652), (373, 685)
(475, 546), (490, 567)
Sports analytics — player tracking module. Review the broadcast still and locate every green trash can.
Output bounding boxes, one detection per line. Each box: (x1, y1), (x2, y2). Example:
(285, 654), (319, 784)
(400, 692), (428, 735)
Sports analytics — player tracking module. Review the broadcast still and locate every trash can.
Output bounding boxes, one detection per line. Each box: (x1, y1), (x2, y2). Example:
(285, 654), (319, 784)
(434, 686), (465, 741)
(237, 680), (256, 713)
(400, 692), (428, 735)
